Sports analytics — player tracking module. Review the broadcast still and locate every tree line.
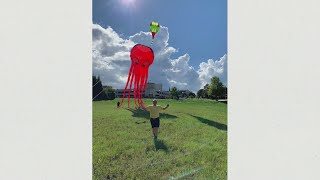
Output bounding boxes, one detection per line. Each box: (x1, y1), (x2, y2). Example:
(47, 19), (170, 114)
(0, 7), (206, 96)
(92, 76), (115, 101)
(169, 76), (226, 100)
(196, 76), (227, 100)
(168, 87), (195, 99)
(93, 75), (226, 101)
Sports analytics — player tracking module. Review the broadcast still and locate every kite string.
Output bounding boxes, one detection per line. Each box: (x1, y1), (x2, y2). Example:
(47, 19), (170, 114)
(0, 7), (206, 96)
(92, 79), (101, 87)
(135, 140), (213, 171)
(134, 125), (216, 170)
(92, 89), (105, 100)
(134, 116), (225, 172)
(92, 79), (104, 100)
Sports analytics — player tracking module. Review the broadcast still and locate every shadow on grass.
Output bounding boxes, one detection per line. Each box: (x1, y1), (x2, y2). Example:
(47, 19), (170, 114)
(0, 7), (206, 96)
(153, 139), (169, 153)
(187, 114), (227, 131)
(125, 108), (149, 119)
(160, 113), (178, 120)
(125, 108), (178, 120)
(135, 121), (147, 124)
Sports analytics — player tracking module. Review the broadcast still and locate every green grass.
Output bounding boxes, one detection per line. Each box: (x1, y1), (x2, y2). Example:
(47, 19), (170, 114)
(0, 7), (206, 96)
(93, 98), (227, 180)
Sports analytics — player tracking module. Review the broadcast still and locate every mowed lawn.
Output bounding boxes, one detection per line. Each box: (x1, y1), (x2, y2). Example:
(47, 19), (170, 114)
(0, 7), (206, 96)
(93, 98), (227, 180)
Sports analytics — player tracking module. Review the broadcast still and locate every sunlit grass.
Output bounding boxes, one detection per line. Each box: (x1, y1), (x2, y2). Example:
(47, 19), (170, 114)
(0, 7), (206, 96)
(93, 98), (227, 179)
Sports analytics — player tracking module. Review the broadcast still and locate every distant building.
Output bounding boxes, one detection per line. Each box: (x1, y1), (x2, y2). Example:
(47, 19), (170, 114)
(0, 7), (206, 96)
(115, 89), (136, 98)
(145, 82), (162, 98)
(115, 82), (170, 99)
(155, 90), (170, 99)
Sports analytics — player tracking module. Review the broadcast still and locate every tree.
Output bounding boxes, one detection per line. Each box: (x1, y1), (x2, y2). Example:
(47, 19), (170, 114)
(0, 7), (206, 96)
(208, 76), (224, 100)
(197, 89), (205, 98)
(170, 87), (179, 99)
(92, 75), (115, 101)
(204, 84), (210, 98)
(93, 76), (106, 101)
(180, 91), (187, 98)
(189, 92), (196, 98)
(104, 86), (116, 100)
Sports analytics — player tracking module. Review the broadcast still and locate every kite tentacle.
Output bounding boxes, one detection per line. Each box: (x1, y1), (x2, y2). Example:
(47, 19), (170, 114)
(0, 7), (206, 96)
(137, 73), (143, 108)
(141, 67), (149, 107)
(127, 67), (135, 108)
(139, 69), (149, 108)
(139, 75), (145, 107)
(134, 73), (141, 108)
(141, 69), (150, 108)
(138, 72), (145, 106)
(120, 65), (133, 108)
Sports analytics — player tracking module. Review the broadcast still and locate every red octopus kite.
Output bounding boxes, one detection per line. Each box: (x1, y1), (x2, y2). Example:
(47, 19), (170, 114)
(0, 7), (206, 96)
(119, 44), (154, 108)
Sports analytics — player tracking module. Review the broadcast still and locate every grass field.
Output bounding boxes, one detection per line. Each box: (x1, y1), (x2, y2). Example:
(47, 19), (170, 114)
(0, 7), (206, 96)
(93, 98), (227, 180)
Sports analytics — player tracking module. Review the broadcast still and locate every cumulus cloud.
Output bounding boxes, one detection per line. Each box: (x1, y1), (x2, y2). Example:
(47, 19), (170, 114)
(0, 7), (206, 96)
(198, 54), (228, 88)
(92, 23), (227, 92)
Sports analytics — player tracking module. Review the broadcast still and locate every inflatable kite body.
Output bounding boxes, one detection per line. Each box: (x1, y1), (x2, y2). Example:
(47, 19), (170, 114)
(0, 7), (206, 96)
(120, 44), (154, 108)
(150, 21), (160, 39)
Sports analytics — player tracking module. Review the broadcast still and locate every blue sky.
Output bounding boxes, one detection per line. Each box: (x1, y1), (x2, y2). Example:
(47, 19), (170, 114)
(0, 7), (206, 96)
(93, 0), (227, 68)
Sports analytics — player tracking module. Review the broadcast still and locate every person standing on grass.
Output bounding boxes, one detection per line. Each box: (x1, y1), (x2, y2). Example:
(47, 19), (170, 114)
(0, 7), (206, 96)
(140, 99), (169, 140)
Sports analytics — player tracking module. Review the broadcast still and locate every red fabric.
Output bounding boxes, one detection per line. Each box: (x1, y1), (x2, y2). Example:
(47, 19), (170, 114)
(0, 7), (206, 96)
(152, 32), (155, 39)
(119, 44), (154, 108)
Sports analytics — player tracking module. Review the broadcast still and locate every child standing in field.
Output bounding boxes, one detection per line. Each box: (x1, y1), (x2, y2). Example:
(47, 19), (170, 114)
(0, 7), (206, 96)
(140, 99), (169, 140)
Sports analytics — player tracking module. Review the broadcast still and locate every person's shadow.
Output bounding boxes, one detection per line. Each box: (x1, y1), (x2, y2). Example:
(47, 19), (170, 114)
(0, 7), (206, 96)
(187, 114), (227, 131)
(125, 108), (178, 120)
(153, 139), (169, 153)
(125, 108), (149, 119)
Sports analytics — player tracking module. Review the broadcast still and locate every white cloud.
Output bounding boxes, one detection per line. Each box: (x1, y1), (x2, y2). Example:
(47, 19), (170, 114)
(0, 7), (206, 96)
(197, 54), (228, 88)
(92, 23), (227, 93)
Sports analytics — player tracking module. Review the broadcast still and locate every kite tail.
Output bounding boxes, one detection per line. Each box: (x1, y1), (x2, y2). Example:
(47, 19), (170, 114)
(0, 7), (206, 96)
(137, 75), (143, 106)
(133, 74), (141, 108)
(140, 70), (149, 108)
(127, 68), (135, 108)
(120, 66), (133, 108)
(138, 72), (146, 107)
(143, 69), (149, 92)
(142, 67), (149, 107)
